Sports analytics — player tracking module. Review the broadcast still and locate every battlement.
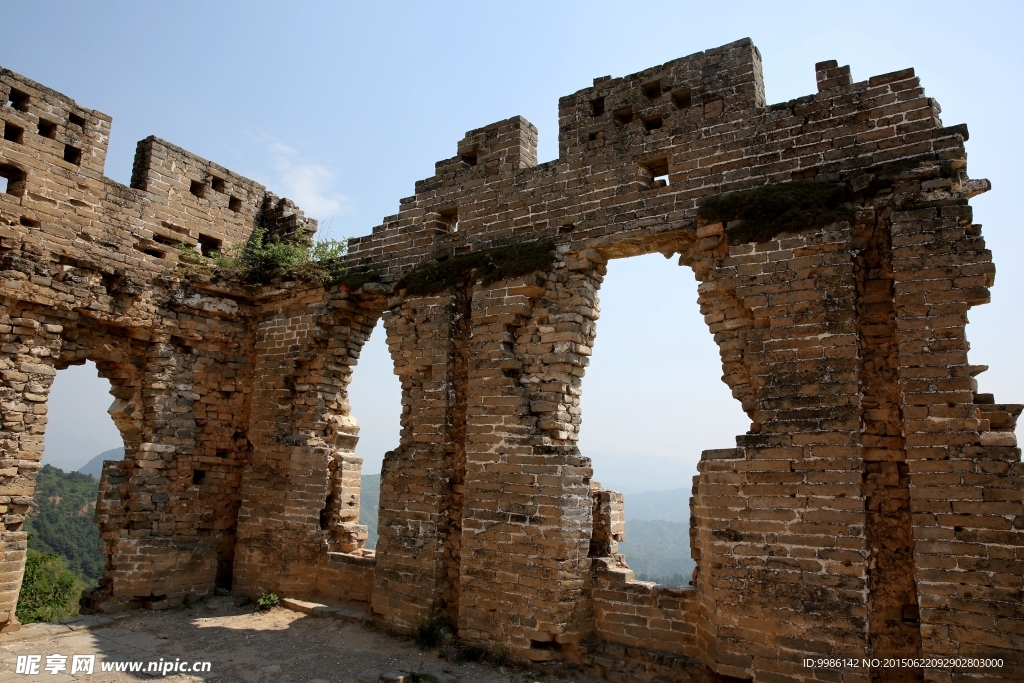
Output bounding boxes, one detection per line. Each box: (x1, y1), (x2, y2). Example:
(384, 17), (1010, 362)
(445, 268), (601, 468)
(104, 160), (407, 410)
(129, 137), (269, 256)
(0, 68), (111, 182)
(0, 69), (311, 271)
(558, 37), (765, 160)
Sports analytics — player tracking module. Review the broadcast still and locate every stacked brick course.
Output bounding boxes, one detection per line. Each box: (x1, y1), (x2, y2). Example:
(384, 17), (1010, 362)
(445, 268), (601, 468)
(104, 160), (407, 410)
(1, 38), (1021, 682)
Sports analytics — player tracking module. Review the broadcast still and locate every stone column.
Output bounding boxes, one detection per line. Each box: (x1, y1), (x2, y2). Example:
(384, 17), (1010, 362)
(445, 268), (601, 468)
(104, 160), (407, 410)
(88, 334), (221, 612)
(457, 251), (603, 658)
(234, 287), (377, 598)
(373, 291), (467, 630)
(689, 221), (872, 682)
(889, 187), (1024, 681)
(0, 307), (61, 632)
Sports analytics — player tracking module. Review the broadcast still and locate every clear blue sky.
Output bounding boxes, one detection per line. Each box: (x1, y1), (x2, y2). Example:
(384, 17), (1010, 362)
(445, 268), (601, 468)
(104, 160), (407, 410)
(14, 1), (1024, 493)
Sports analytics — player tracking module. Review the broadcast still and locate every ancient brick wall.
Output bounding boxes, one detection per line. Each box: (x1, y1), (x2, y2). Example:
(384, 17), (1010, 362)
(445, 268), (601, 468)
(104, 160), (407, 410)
(1, 38), (1021, 683)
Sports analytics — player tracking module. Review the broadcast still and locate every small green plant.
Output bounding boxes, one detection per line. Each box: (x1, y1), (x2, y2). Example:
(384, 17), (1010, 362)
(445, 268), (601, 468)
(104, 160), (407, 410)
(16, 550), (81, 623)
(178, 226), (356, 286)
(256, 591), (280, 610)
(415, 617), (446, 648)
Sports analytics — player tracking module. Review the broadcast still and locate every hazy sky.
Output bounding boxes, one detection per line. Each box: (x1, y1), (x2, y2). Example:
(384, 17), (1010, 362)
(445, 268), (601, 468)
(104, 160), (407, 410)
(13, 2), (1023, 493)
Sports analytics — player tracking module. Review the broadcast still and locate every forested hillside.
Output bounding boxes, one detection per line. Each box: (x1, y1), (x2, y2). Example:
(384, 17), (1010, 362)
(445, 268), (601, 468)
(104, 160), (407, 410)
(618, 518), (695, 585)
(25, 465), (103, 583)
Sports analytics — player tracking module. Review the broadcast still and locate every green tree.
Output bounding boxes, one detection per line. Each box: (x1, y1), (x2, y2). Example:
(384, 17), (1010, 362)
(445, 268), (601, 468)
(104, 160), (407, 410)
(16, 550), (80, 623)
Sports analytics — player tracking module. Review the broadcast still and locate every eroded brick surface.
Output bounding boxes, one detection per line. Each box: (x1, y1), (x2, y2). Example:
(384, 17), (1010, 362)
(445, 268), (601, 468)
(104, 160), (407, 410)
(1, 39), (1021, 682)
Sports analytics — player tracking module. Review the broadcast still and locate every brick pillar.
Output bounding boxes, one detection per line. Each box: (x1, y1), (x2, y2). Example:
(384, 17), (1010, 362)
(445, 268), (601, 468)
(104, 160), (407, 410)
(457, 253), (602, 658)
(889, 188), (1024, 681)
(89, 335), (221, 612)
(0, 308), (61, 631)
(372, 291), (467, 630)
(234, 287), (377, 599)
(690, 222), (872, 682)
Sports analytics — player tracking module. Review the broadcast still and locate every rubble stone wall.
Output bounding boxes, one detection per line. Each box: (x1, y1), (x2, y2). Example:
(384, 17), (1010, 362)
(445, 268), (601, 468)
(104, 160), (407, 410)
(1, 38), (1021, 683)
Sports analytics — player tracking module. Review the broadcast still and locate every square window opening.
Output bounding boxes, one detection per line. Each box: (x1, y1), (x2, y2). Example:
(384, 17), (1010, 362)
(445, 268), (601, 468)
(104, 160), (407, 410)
(7, 89), (29, 112)
(591, 97), (605, 117)
(614, 107), (633, 126)
(588, 130), (605, 142)
(643, 115), (663, 132)
(189, 180), (206, 199)
(0, 164), (26, 196)
(671, 88), (692, 109)
(37, 120), (56, 139)
(68, 112), (86, 127)
(641, 159), (670, 189)
(192, 469), (206, 485)
(198, 234), (222, 257)
(228, 196), (242, 212)
(642, 80), (662, 100)
(211, 176), (226, 193)
(63, 144), (82, 165)
(3, 123), (23, 143)
(438, 207), (459, 233)
(460, 149), (478, 166)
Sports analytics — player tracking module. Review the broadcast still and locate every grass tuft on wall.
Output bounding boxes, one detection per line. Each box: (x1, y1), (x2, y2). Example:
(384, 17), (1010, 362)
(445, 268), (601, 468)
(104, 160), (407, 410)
(399, 239), (556, 297)
(698, 182), (853, 246)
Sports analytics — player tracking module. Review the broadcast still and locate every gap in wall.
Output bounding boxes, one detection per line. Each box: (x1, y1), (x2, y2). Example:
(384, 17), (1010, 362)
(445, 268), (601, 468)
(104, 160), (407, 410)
(33, 361), (123, 589)
(42, 361), (124, 473)
(578, 252), (749, 585)
(347, 317), (403, 549)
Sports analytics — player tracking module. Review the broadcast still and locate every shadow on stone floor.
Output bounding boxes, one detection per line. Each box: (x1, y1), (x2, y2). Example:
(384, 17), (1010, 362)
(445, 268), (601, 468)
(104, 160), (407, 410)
(0, 597), (594, 683)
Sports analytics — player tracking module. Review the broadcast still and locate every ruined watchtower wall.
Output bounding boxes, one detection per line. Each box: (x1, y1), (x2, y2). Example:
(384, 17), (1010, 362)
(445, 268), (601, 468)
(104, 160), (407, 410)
(1, 39), (1022, 683)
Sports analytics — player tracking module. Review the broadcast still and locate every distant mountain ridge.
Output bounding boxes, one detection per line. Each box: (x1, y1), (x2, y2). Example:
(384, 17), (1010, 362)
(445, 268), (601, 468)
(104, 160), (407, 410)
(624, 488), (689, 524)
(77, 447), (123, 478)
(619, 519), (694, 585)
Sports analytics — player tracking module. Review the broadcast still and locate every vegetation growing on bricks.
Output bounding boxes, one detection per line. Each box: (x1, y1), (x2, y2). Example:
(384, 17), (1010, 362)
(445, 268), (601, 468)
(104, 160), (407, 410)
(698, 181), (854, 245)
(398, 239), (556, 296)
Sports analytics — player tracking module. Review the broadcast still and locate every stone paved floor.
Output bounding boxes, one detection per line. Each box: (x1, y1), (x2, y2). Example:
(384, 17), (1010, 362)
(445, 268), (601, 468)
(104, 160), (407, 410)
(0, 598), (604, 683)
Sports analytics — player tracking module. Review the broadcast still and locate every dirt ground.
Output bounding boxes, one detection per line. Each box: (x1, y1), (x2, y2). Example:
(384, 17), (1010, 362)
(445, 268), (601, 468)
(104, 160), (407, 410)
(0, 597), (606, 683)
